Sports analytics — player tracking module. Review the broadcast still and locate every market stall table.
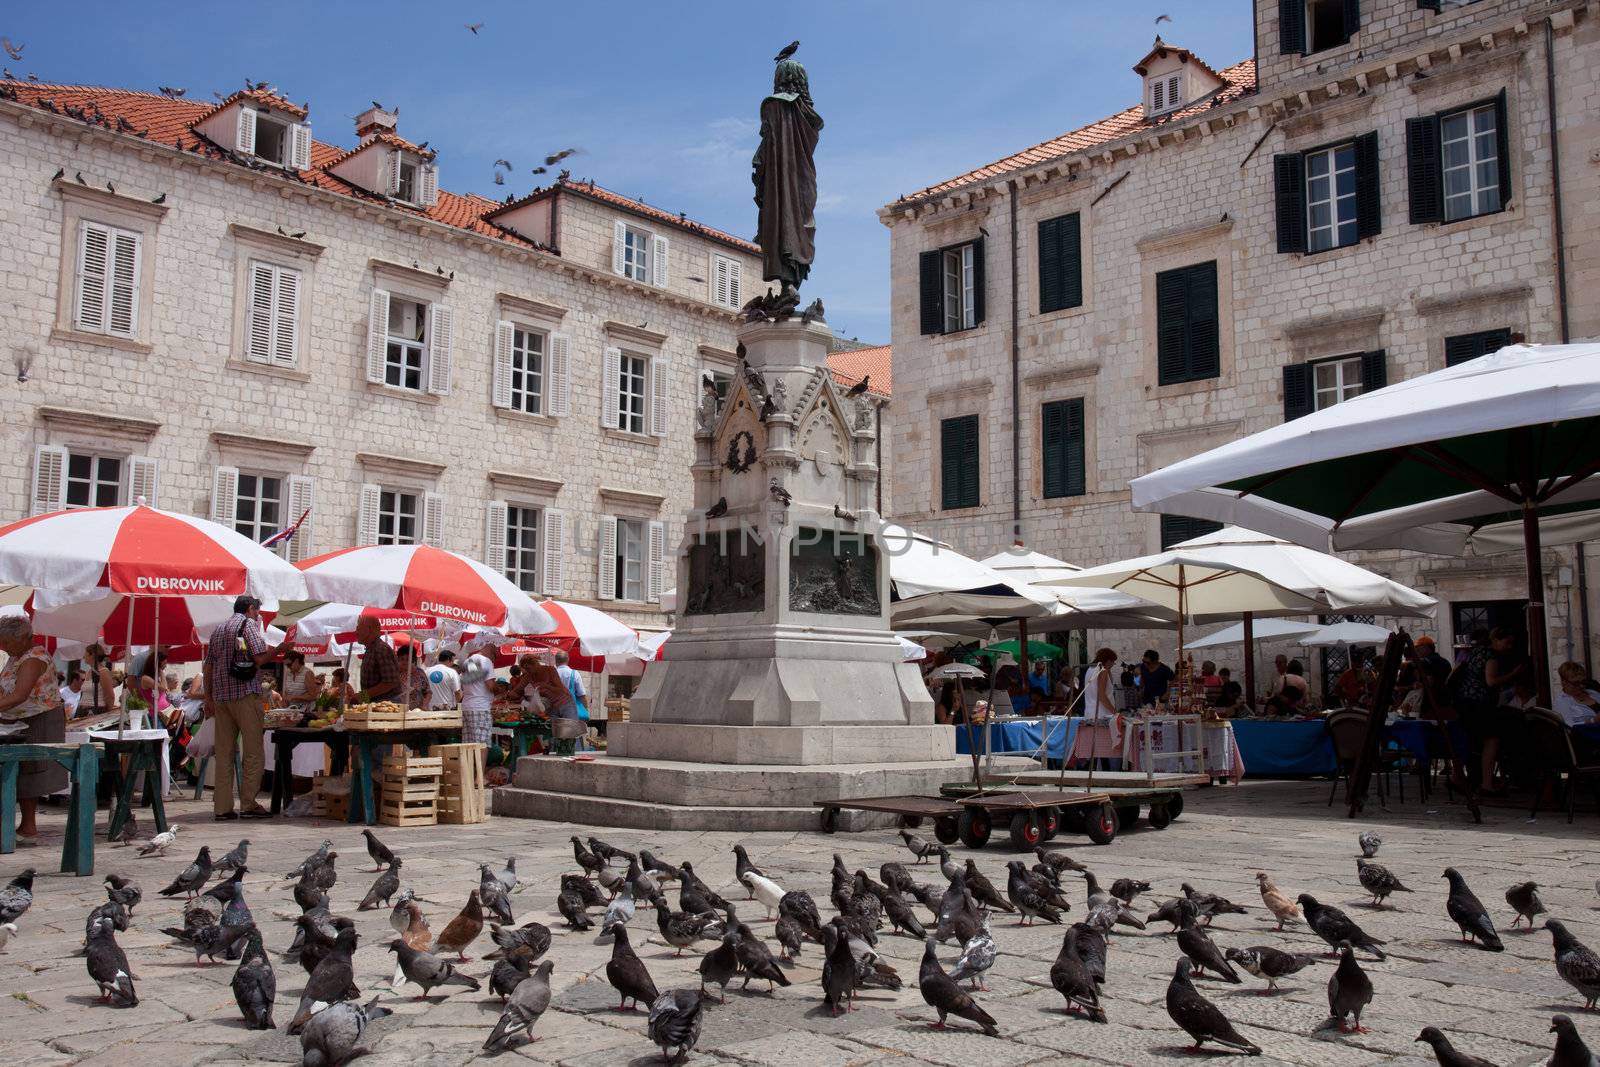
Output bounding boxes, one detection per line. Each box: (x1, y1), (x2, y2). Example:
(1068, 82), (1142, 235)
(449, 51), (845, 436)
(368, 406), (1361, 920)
(0, 740), (100, 874)
(67, 727), (169, 839)
(953, 717), (1080, 761)
(1122, 718), (1244, 781)
(346, 727), (462, 826)
(1230, 718), (1338, 777)
(265, 727), (351, 815)
(492, 720), (554, 762)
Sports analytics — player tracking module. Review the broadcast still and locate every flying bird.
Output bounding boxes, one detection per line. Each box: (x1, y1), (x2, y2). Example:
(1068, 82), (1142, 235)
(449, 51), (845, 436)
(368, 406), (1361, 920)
(530, 166), (547, 175)
(543, 148), (580, 166)
(1155, 14), (1172, 25)
(774, 40), (800, 62)
(158, 86), (186, 98)
(465, 22), (483, 33)
(494, 158), (512, 170)
(2, 38), (23, 61)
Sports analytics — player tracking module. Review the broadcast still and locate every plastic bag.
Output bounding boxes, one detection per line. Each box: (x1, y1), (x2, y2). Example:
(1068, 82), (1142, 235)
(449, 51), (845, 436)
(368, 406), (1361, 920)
(187, 715), (216, 759)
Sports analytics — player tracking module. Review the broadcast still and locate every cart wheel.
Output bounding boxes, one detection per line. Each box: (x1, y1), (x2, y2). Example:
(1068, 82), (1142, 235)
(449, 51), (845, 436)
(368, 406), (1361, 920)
(1116, 805), (1140, 831)
(1038, 806), (1060, 841)
(1008, 811), (1043, 850)
(1147, 804), (1172, 830)
(933, 815), (960, 845)
(958, 808), (992, 849)
(820, 806), (838, 834)
(1168, 794), (1184, 820)
(1086, 804), (1119, 846)
(900, 815), (924, 829)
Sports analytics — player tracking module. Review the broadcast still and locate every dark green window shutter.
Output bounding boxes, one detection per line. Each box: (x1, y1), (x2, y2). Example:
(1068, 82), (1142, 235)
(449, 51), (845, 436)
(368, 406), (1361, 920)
(1279, 0), (1306, 54)
(1406, 116), (1442, 224)
(1155, 268), (1189, 385)
(1353, 132), (1382, 239)
(1445, 329), (1511, 367)
(1283, 363), (1313, 421)
(919, 250), (944, 335)
(1342, 0), (1361, 38)
(1417, 0), (1440, 10)
(1041, 398), (1085, 499)
(1273, 154), (1307, 254)
(1493, 89), (1511, 208)
(1038, 214), (1082, 313)
(1160, 515), (1223, 550)
(1360, 349), (1387, 393)
(1187, 262), (1220, 380)
(941, 415), (980, 510)
(970, 238), (986, 326)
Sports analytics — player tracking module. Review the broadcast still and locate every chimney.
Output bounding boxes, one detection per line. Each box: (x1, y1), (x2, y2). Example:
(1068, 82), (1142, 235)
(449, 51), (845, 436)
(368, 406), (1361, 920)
(355, 106), (398, 141)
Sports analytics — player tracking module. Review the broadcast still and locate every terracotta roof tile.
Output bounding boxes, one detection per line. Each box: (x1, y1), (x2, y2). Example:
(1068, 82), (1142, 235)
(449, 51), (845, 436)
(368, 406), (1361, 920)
(325, 130), (437, 167)
(826, 344), (891, 398)
(1132, 37), (1225, 81)
(899, 59), (1256, 203)
(494, 178), (760, 254)
(197, 87), (309, 122)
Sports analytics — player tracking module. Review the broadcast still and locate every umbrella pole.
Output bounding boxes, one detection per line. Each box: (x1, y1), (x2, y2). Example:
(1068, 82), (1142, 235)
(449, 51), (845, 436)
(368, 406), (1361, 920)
(1018, 619), (1030, 707)
(957, 685), (982, 791)
(1242, 612), (1256, 711)
(1522, 499), (1552, 707)
(117, 595), (134, 739)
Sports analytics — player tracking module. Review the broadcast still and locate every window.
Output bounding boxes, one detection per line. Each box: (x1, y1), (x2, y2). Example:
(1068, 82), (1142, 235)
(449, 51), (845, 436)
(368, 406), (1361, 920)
(254, 116), (288, 165)
(622, 226), (650, 283)
(1444, 328), (1511, 367)
(366, 290), (454, 396)
(612, 221), (669, 286)
(1281, 0), (1358, 55)
(244, 261), (300, 366)
(232, 472), (283, 544)
(1037, 213), (1082, 313)
(702, 368), (733, 405)
(618, 352), (647, 434)
(1155, 261), (1220, 385)
(213, 467), (311, 558)
(1283, 351), (1386, 420)
(614, 518), (645, 602)
(1041, 399), (1085, 500)
(940, 415), (980, 510)
(600, 347), (667, 437)
(504, 505), (542, 593)
(1406, 92), (1509, 225)
(712, 254), (743, 309)
(919, 238), (985, 335)
(1274, 133), (1379, 254)
(395, 159), (418, 203)
(65, 452), (123, 509)
(385, 297), (426, 390)
(74, 220), (141, 338)
(1147, 73), (1183, 116)
(508, 327), (544, 415)
(376, 489), (419, 545)
(1160, 514), (1222, 550)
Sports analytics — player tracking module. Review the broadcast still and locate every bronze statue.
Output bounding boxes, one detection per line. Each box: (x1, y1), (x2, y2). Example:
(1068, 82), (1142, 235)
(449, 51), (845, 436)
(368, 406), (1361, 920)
(751, 45), (823, 317)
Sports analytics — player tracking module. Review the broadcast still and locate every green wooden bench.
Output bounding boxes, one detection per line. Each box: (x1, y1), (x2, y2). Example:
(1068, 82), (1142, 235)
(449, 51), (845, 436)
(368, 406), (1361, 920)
(0, 742), (101, 876)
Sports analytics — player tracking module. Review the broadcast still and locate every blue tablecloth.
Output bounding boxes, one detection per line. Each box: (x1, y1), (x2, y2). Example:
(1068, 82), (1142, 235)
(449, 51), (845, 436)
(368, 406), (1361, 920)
(1231, 719), (1336, 776)
(1575, 723), (1600, 745)
(1386, 719), (1469, 761)
(955, 718), (1080, 761)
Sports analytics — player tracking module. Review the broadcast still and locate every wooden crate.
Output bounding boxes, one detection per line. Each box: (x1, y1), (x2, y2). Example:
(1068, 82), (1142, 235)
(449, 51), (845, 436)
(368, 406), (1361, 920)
(377, 754), (440, 827)
(344, 702), (407, 730)
(431, 743), (487, 825)
(405, 707), (464, 729)
(605, 699), (629, 723)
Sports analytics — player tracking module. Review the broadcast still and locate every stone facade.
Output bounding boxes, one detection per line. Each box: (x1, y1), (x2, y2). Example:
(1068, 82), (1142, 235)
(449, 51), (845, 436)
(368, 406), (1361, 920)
(882, 0), (1600, 676)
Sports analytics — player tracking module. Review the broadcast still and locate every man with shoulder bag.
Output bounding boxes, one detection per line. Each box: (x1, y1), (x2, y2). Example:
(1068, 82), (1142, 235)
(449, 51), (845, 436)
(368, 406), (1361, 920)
(202, 595), (290, 820)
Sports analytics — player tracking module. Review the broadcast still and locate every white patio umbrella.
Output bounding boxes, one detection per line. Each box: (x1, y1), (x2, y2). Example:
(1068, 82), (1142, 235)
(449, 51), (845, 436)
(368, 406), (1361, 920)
(296, 545), (555, 635)
(882, 523), (1057, 625)
(1184, 617), (1323, 649)
(1298, 621), (1393, 648)
(977, 546), (1082, 586)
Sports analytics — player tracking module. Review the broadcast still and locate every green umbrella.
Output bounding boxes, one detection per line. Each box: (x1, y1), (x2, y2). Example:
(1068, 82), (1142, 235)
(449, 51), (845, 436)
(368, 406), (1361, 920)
(982, 639), (1063, 660)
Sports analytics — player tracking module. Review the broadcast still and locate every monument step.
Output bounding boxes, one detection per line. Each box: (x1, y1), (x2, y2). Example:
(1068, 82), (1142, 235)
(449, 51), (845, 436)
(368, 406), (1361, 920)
(492, 785), (882, 832)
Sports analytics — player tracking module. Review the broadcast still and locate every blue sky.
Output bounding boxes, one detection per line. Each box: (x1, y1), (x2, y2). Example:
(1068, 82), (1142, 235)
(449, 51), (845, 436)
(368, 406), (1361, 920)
(5, 0), (1252, 342)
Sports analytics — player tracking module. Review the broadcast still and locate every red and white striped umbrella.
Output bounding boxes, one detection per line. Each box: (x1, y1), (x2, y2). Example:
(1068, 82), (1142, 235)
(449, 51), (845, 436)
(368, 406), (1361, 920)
(290, 603), (440, 643)
(296, 545), (554, 635)
(538, 600), (640, 657)
(25, 588), (270, 647)
(0, 504), (307, 601)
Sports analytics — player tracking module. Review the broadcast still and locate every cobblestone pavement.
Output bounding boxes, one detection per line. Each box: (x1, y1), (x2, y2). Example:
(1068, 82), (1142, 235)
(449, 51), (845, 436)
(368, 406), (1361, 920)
(2, 778), (1597, 1067)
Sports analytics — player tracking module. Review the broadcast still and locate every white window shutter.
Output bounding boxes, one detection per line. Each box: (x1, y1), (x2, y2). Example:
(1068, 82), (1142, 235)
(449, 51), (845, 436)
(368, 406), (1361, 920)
(712, 254), (727, 306)
(547, 333), (571, 417)
(273, 266), (300, 366)
(422, 492), (446, 548)
(285, 475), (314, 562)
(426, 304), (454, 395)
(246, 262), (275, 363)
(420, 164), (439, 207)
(210, 465), (240, 528)
(600, 346), (623, 430)
(492, 320), (515, 409)
(612, 220), (627, 276)
(366, 289), (390, 384)
(727, 258), (741, 307)
(647, 520), (666, 603)
(108, 230), (140, 338)
(541, 508), (565, 596)
(128, 455), (158, 508)
(236, 108), (257, 155)
(31, 445), (67, 515)
(357, 483), (382, 545)
(75, 221), (110, 333)
(596, 515), (618, 600)
(483, 500), (509, 574)
(291, 123), (312, 169)
(652, 235), (670, 287)
(649, 356), (669, 437)
(387, 150), (403, 195)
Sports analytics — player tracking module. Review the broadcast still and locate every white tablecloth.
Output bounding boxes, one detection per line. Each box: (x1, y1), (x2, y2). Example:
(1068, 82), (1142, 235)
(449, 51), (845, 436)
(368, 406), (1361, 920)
(263, 731), (330, 777)
(67, 727), (171, 798)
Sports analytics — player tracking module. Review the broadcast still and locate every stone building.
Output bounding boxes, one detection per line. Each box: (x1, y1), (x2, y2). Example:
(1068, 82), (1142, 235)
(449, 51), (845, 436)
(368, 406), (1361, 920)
(881, 0), (1600, 675)
(0, 78), (880, 633)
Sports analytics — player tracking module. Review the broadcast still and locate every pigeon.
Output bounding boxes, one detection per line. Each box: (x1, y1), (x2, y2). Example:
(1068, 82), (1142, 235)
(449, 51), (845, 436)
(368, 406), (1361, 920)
(587, 835), (636, 867)
(465, 21), (482, 33)
(1071, 921), (1108, 984)
(1051, 926), (1107, 1021)
(434, 890), (484, 960)
(654, 899), (720, 955)
(289, 926), (359, 1033)
(648, 989), (705, 1064)
(639, 850), (679, 884)
(1083, 870), (1143, 929)
(1109, 877), (1152, 904)
(231, 929), (276, 1029)
(485, 920), (551, 961)
(1328, 943), (1374, 1033)
(938, 848), (963, 883)
(948, 912), (997, 990)
(480, 864), (515, 924)
(1006, 861), (1062, 925)
(735, 923), (791, 991)
(821, 923), (858, 1014)
(680, 862), (730, 911)
(557, 884), (594, 930)
(1255, 871), (1301, 928)
(1415, 1026), (1503, 1067)
(388, 939), (482, 999)
(774, 39), (800, 62)
(1178, 907), (1240, 982)
(742, 871), (785, 918)
(899, 828), (939, 863)
(1357, 860), (1412, 907)
(1506, 882), (1547, 929)
(562, 872), (606, 909)
(294, 914), (354, 976)
(300, 852), (339, 893)
(86, 915), (138, 1006)
(964, 860), (1016, 914)
(603, 883), (637, 936)
(159, 847), (213, 898)
(86, 900), (130, 947)
(881, 890), (929, 938)
(361, 829), (394, 872)
(1036, 846), (1088, 874)
(1550, 1014), (1598, 1067)
(1181, 882), (1247, 925)
(1443, 869), (1503, 951)
(845, 375), (871, 398)
(880, 862), (915, 895)
(769, 478), (792, 507)
(287, 840), (333, 880)
(490, 946), (536, 1000)
(775, 912), (805, 961)
(359, 860), (402, 911)
(569, 836), (604, 877)
(394, 898), (431, 951)
(1358, 831), (1382, 858)
(698, 929), (739, 1002)
(779, 890), (823, 942)
(1147, 896), (1200, 932)
(1166, 959), (1260, 1055)
(1225, 946), (1321, 994)
(111, 811), (140, 847)
(137, 826), (178, 856)
(1547, 919), (1600, 1009)
(606, 925), (658, 1010)
(919, 937), (998, 1035)
(300, 995), (391, 1067)
(1299, 894), (1386, 959)
(0, 869), (34, 924)
(104, 873), (142, 914)
(214, 839), (250, 875)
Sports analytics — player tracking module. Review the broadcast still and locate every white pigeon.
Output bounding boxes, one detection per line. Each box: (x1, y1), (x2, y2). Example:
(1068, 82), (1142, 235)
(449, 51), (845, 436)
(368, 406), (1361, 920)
(948, 913), (997, 991)
(741, 872), (785, 918)
(601, 883), (635, 935)
(137, 825), (178, 857)
(0, 921), (16, 952)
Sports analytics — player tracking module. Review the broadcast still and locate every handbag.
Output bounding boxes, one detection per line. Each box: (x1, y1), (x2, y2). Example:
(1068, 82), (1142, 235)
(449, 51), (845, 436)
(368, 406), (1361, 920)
(226, 620), (259, 682)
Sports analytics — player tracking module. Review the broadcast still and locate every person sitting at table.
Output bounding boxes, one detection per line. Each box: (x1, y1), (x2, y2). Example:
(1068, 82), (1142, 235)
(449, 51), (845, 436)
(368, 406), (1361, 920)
(1264, 654), (1290, 704)
(132, 650), (172, 729)
(80, 644), (119, 718)
(59, 669), (85, 716)
(993, 655), (1028, 713)
(1264, 659), (1309, 716)
(326, 667), (357, 707)
(1554, 661), (1600, 727)
(1027, 660), (1051, 704)
(1199, 660), (1222, 705)
(1334, 651), (1370, 708)
(1214, 667), (1242, 715)
(0, 615), (66, 847)
(1136, 649), (1174, 707)
(1502, 675), (1539, 711)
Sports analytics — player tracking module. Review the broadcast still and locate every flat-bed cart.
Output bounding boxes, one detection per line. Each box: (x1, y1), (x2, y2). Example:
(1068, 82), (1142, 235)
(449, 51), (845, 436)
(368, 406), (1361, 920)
(939, 783), (1187, 849)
